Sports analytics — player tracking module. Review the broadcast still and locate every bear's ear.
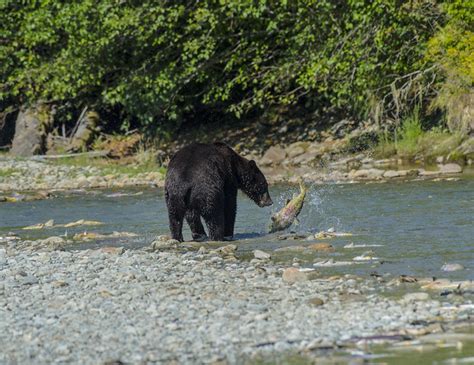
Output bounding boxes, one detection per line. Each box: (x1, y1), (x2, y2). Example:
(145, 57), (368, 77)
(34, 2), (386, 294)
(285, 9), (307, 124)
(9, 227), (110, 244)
(249, 160), (257, 168)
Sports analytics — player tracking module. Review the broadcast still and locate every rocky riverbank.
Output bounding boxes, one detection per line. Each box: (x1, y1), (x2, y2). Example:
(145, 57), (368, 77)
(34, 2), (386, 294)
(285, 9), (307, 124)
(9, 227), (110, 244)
(1, 236), (473, 364)
(0, 151), (472, 198)
(0, 157), (163, 196)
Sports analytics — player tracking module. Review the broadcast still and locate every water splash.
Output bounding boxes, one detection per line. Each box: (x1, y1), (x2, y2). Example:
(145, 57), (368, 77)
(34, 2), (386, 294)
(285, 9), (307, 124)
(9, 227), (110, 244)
(300, 183), (342, 232)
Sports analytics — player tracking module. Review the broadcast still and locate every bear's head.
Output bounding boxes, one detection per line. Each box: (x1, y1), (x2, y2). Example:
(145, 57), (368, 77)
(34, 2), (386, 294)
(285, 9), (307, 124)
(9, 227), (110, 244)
(240, 160), (273, 207)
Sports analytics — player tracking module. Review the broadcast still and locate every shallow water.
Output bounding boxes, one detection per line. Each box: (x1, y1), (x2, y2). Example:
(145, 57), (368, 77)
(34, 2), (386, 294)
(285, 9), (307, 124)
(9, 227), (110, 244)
(1, 178), (473, 280)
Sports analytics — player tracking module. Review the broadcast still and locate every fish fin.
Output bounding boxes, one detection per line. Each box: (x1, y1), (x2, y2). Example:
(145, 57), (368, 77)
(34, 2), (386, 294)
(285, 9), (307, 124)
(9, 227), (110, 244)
(286, 198), (291, 205)
(294, 217), (300, 226)
(271, 215), (276, 222)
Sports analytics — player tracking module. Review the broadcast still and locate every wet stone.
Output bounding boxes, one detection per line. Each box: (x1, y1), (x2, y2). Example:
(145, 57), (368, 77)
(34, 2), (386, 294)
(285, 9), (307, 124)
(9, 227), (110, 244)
(282, 268), (308, 283)
(253, 250), (271, 260)
(308, 297), (324, 306)
(403, 292), (430, 302)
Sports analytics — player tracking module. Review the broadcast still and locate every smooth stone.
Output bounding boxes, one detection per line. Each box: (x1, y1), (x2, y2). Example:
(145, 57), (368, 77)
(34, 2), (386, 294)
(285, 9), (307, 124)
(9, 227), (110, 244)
(383, 170), (401, 178)
(41, 236), (66, 249)
(100, 247), (125, 255)
(308, 297), (324, 306)
(351, 168), (384, 179)
(403, 292), (430, 302)
(21, 276), (39, 285)
(418, 169), (441, 176)
(260, 146), (287, 165)
(274, 245), (306, 252)
(307, 243), (335, 252)
(286, 142), (307, 159)
(441, 263), (465, 272)
(212, 244), (237, 256)
(150, 240), (176, 251)
(282, 268), (308, 284)
(439, 163), (462, 174)
(253, 250), (271, 260)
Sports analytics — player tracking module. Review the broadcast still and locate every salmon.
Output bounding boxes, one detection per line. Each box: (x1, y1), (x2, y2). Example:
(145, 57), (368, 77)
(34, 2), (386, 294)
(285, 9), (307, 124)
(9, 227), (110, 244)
(269, 178), (307, 233)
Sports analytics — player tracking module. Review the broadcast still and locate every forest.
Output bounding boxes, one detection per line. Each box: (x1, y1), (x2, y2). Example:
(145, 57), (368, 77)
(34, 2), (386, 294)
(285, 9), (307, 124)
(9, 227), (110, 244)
(1, 0), (472, 143)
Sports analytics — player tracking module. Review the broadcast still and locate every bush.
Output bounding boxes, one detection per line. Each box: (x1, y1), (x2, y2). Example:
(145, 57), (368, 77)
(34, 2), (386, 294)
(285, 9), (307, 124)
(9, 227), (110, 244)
(395, 111), (423, 156)
(426, 1), (474, 134)
(0, 1), (442, 135)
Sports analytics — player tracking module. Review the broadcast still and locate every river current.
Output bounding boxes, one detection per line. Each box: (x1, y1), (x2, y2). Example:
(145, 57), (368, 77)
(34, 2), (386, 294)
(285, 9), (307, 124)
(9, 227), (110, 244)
(1, 178), (473, 280)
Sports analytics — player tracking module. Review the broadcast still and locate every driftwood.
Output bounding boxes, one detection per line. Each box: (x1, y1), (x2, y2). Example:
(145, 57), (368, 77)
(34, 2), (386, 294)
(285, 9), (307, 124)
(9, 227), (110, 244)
(30, 150), (109, 160)
(69, 106), (88, 141)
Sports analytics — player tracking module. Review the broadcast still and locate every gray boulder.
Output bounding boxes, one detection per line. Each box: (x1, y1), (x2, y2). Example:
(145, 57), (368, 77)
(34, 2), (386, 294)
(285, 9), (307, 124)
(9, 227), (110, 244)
(260, 145), (287, 166)
(439, 163), (462, 174)
(11, 105), (53, 156)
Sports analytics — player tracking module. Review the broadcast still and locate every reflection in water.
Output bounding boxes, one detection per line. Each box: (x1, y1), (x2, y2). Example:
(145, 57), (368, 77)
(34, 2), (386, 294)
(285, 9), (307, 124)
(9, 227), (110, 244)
(1, 178), (473, 280)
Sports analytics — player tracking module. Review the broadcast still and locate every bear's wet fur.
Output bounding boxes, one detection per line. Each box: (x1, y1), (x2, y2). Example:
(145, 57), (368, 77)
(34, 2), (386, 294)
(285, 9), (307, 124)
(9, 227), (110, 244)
(165, 142), (273, 241)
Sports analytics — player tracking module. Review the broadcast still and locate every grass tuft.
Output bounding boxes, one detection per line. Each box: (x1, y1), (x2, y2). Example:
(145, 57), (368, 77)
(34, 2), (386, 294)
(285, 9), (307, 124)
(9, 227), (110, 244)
(373, 109), (466, 161)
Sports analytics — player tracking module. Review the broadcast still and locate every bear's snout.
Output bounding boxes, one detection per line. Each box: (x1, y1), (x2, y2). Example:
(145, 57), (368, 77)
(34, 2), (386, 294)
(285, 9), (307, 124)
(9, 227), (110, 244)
(259, 192), (273, 207)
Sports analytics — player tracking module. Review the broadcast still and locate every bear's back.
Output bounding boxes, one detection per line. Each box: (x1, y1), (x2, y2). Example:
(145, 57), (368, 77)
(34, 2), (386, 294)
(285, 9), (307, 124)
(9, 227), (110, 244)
(167, 143), (237, 182)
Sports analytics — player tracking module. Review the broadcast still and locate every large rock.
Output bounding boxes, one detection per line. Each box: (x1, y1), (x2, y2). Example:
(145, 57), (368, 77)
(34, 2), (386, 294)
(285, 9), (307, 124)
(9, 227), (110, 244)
(68, 111), (100, 152)
(293, 151), (318, 165)
(456, 137), (474, 160)
(439, 163), (462, 174)
(383, 170), (401, 178)
(286, 141), (308, 159)
(351, 168), (384, 179)
(260, 146), (287, 165)
(11, 105), (53, 156)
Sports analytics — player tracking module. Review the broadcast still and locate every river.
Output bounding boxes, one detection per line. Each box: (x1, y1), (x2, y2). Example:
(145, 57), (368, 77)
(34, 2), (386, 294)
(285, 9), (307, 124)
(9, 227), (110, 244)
(1, 178), (473, 281)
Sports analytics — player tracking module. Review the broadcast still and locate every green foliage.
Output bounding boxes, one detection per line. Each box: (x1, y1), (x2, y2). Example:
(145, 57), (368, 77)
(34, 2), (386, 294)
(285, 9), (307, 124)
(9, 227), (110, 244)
(396, 110), (423, 155)
(0, 1), (446, 133)
(426, 0), (474, 133)
(373, 110), (465, 160)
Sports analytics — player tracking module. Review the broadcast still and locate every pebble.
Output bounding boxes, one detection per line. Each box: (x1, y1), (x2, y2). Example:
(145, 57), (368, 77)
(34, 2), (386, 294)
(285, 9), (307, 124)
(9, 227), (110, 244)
(403, 292), (430, 302)
(282, 267), (308, 283)
(0, 158), (164, 193)
(253, 250), (271, 260)
(307, 243), (334, 252)
(0, 238), (472, 364)
(308, 297), (324, 306)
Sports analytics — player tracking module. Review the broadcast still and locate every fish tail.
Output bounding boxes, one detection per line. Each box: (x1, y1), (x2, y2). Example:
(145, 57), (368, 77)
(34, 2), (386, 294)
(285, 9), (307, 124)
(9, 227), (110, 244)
(298, 177), (307, 194)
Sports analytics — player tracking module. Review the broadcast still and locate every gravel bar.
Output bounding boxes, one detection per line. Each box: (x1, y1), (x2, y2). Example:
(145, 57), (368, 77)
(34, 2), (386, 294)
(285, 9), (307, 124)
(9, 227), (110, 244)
(0, 244), (472, 364)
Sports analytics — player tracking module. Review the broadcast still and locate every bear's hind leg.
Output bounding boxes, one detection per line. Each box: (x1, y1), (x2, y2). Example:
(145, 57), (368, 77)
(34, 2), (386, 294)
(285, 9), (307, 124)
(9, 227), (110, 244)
(166, 194), (185, 242)
(203, 214), (225, 241)
(201, 197), (225, 241)
(185, 209), (207, 241)
(168, 211), (185, 242)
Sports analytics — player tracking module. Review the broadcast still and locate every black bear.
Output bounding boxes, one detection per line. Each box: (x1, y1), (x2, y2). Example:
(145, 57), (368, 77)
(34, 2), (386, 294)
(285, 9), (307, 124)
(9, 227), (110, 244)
(165, 142), (273, 242)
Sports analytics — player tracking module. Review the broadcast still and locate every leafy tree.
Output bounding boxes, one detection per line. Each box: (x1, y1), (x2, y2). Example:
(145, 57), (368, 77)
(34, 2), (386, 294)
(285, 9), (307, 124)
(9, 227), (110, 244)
(427, 0), (474, 132)
(0, 1), (447, 136)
